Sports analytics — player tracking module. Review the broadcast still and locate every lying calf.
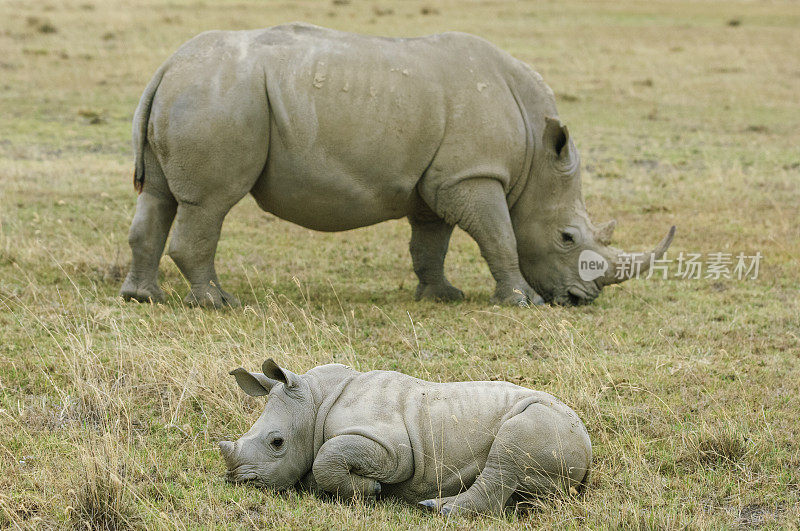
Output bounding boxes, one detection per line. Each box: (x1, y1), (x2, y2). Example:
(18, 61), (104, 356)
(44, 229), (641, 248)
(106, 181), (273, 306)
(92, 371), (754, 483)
(220, 360), (591, 515)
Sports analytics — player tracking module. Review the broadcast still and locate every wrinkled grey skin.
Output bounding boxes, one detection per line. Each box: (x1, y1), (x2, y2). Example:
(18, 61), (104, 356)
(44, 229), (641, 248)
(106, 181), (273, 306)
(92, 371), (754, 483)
(120, 22), (674, 308)
(220, 359), (592, 516)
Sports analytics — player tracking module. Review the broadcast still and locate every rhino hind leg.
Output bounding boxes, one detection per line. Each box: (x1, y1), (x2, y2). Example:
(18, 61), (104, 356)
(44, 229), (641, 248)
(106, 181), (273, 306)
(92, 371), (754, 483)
(408, 199), (464, 302)
(167, 202), (241, 309)
(155, 119), (267, 308)
(121, 146), (176, 304)
(419, 403), (590, 516)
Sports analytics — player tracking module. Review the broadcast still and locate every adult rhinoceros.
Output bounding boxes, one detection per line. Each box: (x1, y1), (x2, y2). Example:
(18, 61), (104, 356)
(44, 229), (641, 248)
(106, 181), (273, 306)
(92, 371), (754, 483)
(121, 22), (674, 308)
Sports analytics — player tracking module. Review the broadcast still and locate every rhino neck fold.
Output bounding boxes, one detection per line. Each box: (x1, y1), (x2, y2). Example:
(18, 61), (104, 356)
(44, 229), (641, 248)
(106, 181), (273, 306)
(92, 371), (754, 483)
(504, 83), (535, 212)
(307, 373), (357, 455)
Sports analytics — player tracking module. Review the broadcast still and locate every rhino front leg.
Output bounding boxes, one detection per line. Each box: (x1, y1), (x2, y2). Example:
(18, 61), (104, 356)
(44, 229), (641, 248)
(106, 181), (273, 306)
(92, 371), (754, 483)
(408, 202), (463, 302)
(312, 435), (396, 500)
(433, 179), (543, 306)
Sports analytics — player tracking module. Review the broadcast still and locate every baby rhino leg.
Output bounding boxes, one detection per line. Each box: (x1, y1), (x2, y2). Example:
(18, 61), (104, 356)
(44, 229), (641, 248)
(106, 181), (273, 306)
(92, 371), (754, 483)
(421, 403), (591, 516)
(510, 403), (592, 500)
(312, 435), (396, 500)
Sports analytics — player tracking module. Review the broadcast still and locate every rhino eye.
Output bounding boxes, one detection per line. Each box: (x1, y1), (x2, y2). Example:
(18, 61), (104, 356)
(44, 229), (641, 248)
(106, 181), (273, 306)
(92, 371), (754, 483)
(270, 437), (284, 450)
(561, 232), (575, 245)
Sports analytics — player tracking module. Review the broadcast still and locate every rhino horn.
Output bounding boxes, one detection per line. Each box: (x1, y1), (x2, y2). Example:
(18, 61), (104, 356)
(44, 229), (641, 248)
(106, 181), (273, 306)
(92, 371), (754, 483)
(600, 226), (676, 286)
(219, 440), (237, 469)
(595, 219), (616, 245)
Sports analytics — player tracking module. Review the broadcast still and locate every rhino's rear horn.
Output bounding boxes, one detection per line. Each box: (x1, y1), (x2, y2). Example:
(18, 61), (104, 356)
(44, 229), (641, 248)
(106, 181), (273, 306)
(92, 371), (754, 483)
(595, 220), (616, 245)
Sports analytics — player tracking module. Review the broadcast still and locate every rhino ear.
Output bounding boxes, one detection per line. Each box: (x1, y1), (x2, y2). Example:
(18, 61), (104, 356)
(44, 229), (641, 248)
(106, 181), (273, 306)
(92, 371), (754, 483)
(543, 116), (573, 165)
(262, 358), (300, 389)
(229, 368), (278, 396)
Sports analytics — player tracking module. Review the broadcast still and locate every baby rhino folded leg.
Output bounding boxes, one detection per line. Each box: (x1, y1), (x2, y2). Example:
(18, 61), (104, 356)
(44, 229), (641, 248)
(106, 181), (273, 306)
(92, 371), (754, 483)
(312, 435), (395, 499)
(420, 402), (591, 516)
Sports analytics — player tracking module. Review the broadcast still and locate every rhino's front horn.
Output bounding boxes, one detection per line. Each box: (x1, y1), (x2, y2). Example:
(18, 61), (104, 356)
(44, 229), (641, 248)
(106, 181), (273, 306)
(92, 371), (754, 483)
(600, 226), (676, 286)
(219, 440), (237, 469)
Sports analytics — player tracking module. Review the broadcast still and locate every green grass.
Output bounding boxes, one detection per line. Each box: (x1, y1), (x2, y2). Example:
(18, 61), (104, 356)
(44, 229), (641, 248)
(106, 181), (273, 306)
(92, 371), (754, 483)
(1, 0), (799, 528)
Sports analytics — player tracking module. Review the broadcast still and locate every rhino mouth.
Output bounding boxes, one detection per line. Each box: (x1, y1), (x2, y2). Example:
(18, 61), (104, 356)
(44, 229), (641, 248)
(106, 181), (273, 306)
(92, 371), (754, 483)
(225, 466), (299, 491)
(225, 472), (278, 490)
(224, 463), (270, 486)
(225, 469), (260, 484)
(559, 285), (599, 306)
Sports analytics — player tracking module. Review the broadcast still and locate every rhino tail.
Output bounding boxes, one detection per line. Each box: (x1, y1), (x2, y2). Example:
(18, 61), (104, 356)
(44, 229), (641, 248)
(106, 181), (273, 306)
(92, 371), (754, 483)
(132, 60), (170, 194)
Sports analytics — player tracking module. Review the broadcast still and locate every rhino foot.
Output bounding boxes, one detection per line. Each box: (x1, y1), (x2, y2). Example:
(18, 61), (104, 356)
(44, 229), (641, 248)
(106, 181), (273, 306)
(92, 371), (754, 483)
(415, 282), (464, 302)
(418, 495), (467, 516)
(349, 475), (381, 499)
(490, 284), (545, 307)
(418, 499), (437, 511)
(184, 282), (240, 309)
(418, 498), (451, 514)
(120, 274), (165, 304)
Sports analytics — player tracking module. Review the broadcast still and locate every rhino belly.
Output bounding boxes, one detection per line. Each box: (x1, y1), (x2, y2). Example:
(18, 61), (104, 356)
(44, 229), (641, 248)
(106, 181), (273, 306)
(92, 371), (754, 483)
(251, 164), (418, 232)
(383, 454), (488, 502)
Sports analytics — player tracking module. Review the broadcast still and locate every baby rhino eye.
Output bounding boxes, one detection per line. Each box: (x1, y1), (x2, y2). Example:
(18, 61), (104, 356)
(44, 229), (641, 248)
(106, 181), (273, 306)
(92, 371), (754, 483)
(270, 437), (284, 450)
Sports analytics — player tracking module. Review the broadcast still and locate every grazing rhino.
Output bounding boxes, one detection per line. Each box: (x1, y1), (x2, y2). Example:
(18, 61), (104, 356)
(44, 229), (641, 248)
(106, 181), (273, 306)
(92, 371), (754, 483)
(219, 359), (592, 515)
(121, 22), (674, 308)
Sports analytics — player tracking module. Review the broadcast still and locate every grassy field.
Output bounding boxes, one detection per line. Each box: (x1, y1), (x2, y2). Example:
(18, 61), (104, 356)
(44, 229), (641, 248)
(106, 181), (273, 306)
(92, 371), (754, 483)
(2, 0), (799, 528)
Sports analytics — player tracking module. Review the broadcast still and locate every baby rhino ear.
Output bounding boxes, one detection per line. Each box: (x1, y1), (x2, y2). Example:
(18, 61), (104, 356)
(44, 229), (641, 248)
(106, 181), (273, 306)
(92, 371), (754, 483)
(229, 368), (277, 396)
(262, 358), (300, 389)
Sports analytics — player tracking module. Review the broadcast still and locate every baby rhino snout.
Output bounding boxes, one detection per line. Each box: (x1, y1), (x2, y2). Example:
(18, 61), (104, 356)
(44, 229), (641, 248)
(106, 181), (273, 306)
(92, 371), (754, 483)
(219, 440), (237, 470)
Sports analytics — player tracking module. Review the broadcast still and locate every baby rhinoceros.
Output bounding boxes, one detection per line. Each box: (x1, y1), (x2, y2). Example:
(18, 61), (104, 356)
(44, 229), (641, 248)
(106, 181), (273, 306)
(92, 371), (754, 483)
(219, 359), (592, 515)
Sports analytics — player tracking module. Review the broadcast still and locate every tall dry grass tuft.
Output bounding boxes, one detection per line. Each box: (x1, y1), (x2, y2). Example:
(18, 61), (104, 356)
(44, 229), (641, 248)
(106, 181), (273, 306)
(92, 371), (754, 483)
(70, 435), (140, 530)
(679, 424), (751, 467)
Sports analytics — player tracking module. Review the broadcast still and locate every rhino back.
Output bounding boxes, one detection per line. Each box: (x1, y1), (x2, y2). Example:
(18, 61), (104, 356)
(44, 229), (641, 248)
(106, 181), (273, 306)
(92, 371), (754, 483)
(245, 23), (530, 230)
